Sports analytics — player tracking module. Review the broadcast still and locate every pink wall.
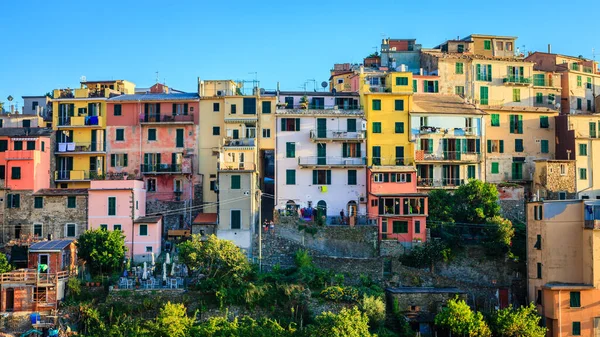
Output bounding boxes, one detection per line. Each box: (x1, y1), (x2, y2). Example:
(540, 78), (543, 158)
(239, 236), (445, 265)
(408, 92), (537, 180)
(413, 75), (440, 94)
(2, 136), (51, 191)
(106, 101), (200, 126)
(132, 219), (162, 257)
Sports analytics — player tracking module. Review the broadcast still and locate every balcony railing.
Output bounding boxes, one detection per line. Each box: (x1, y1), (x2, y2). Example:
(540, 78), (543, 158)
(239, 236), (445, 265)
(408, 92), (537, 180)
(416, 126), (477, 136)
(370, 157), (415, 166)
(141, 164), (182, 174)
(56, 142), (105, 153)
(54, 88), (121, 99)
(57, 116), (102, 127)
(282, 104), (362, 110)
(298, 156), (366, 167)
(503, 76), (532, 85)
(224, 138), (255, 147)
(140, 113), (194, 123)
(218, 162), (256, 171)
(415, 151), (481, 162)
(0, 269), (69, 285)
(4, 150), (34, 160)
(55, 170), (104, 181)
(417, 178), (466, 188)
(310, 130), (365, 141)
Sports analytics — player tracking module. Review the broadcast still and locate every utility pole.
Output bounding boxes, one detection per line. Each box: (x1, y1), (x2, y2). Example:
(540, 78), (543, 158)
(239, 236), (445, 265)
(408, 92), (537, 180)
(257, 189), (262, 272)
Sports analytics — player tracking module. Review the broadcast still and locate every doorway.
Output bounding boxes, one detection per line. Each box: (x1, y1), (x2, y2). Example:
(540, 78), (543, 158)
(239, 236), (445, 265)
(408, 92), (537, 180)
(5, 288), (14, 312)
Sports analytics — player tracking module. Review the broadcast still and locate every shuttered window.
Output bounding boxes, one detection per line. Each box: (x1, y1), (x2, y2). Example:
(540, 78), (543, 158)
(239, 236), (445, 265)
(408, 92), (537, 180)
(395, 122), (404, 134)
(455, 62), (464, 74)
(286, 169), (296, 185)
(347, 170), (357, 185)
(541, 140), (549, 154)
(286, 142), (295, 158)
(231, 175), (241, 189)
(372, 99), (381, 111)
(394, 100), (404, 111)
(108, 197), (116, 216)
(372, 122), (382, 133)
(491, 114), (500, 127)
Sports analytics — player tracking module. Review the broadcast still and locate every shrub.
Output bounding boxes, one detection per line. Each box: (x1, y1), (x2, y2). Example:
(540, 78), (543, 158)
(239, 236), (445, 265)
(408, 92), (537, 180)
(342, 286), (359, 302)
(294, 249), (313, 269)
(321, 286), (344, 301)
(359, 295), (385, 329)
(67, 277), (81, 298)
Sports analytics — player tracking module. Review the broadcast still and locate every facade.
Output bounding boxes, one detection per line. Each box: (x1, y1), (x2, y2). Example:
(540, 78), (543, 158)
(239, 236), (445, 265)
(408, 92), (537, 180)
(533, 160), (576, 200)
(197, 79), (275, 253)
(275, 91), (367, 222)
(21, 95), (52, 126)
(329, 64), (360, 93)
(106, 83), (201, 230)
(88, 180), (162, 262)
(52, 80), (135, 188)
(411, 95), (485, 189)
(380, 39), (422, 73)
(527, 200), (600, 337)
(484, 106), (558, 186)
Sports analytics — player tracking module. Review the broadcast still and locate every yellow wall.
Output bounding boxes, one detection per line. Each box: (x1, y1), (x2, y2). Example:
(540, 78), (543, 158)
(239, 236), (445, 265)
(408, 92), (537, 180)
(570, 115), (600, 198)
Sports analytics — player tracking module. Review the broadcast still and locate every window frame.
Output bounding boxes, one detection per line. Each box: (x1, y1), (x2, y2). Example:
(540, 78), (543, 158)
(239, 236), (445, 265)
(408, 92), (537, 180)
(34, 196), (43, 209)
(65, 223), (76, 238)
(67, 196), (76, 209)
(139, 224), (148, 236)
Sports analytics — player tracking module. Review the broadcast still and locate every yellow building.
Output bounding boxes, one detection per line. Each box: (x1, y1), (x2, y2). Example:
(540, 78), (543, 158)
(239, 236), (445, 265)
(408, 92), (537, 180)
(52, 80), (134, 188)
(359, 68), (413, 167)
(197, 79), (275, 254)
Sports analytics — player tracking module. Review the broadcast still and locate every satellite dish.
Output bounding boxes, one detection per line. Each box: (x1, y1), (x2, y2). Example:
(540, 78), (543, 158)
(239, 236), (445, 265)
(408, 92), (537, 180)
(321, 81), (328, 88)
(80, 75), (87, 82)
(7, 95), (13, 102)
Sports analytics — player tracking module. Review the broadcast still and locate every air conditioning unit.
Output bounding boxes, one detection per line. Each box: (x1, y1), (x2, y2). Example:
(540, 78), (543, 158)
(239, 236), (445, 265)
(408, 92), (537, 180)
(217, 90), (223, 96)
(361, 121), (367, 131)
(359, 196), (366, 203)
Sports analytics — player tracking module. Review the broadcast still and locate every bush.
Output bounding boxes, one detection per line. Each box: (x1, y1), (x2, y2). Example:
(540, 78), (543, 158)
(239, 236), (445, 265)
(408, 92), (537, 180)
(359, 295), (385, 329)
(67, 277), (81, 298)
(307, 306), (373, 337)
(321, 286), (344, 301)
(294, 249), (313, 269)
(342, 286), (359, 302)
(0, 253), (13, 273)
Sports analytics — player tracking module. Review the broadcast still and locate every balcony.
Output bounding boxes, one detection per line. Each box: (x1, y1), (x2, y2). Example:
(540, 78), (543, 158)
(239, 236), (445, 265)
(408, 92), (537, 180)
(223, 138), (255, 148)
(4, 150), (34, 160)
(298, 156), (366, 168)
(218, 162), (256, 171)
(54, 88), (122, 99)
(140, 113), (194, 124)
(141, 164), (184, 174)
(56, 142), (105, 154)
(415, 150), (481, 163)
(370, 157), (415, 167)
(415, 126), (477, 137)
(310, 129), (365, 142)
(55, 170), (104, 182)
(417, 178), (466, 188)
(57, 116), (103, 128)
(277, 105), (363, 116)
(503, 76), (532, 85)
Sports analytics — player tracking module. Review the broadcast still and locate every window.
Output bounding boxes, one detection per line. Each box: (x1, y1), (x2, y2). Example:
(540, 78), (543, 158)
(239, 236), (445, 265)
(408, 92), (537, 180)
(394, 99), (404, 111)
(534, 205), (543, 220)
(396, 77), (408, 86)
(415, 220), (421, 234)
(146, 246), (152, 253)
(110, 154), (128, 167)
(337, 78), (344, 84)
(65, 224), (76, 238)
(395, 122), (404, 134)
(114, 104), (122, 116)
(480, 86), (489, 105)
(591, 122), (597, 138)
(116, 129), (124, 141)
(41, 141), (45, 152)
(262, 128), (271, 138)
(579, 144), (588, 156)
(457, 44), (464, 53)
(230, 175), (241, 189)
(312, 170), (331, 185)
(139, 224), (148, 236)
(286, 169), (296, 185)
(512, 162), (523, 180)
(108, 197), (116, 215)
(113, 224), (122, 231)
(392, 221), (408, 234)
(26, 141), (35, 150)
(212, 126), (220, 135)
(491, 161), (500, 174)
(491, 114), (500, 127)
(281, 118), (300, 131)
(342, 143), (361, 158)
(541, 140), (549, 154)
(570, 291), (581, 308)
(512, 89), (521, 102)
(13, 141), (22, 150)
(580, 168), (587, 180)
(423, 80), (439, 93)
(372, 122), (382, 133)
(536, 93), (544, 104)
(147, 178), (156, 192)
(243, 98), (257, 114)
(577, 75), (582, 87)
(209, 180), (217, 192)
(573, 322), (581, 336)
(412, 79), (417, 92)
(559, 191), (567, 200)
(100, 224), (108, 231)
(286, 142), (295, 158)
(588, 100), (592, 111)
(468, 165), (476, 179)
(174, 179), (183, 193)
(11, 167), (21, 179)
(0, 140), (7, 152)
(231, 210), (241, 229)
(506, 42), (513, 51)
(67, 196), (76, 208)
(487, 140), (504, 153)
(148, 128), (156, 141)
(455, 86), (465, 96)
(230, 104), (236, 114)
(34, 196), (43, 209)
(33, 224), (42, 237)
(577, 98), (582, 110)
(372, 99), (381, 111)
(476, 64), (492, 82)
(372, 146), (381, 165)
(515, 139), (523, 152)
(6, 194), (19, 208)
(539, 116), (549, 128)
(537, 262), (542, 278)
(509, 115), (523, 134)
(262, 101), (272, 114)
(455, 62), (464, 74)
(535, 234), (542, 250)
(213, 102), (220, 112)
(348, 170), (357, 185)
(484, 40), (491, 50)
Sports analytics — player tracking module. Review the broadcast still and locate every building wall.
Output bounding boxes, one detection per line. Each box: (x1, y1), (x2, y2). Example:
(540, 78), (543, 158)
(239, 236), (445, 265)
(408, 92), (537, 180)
(22, 96), (51, 116)
(1, 136), (52, 191)
(0, 115), (44, 128)
(132, 219), (162, 261)
(217, 171), (256, 252)
(533, 161), (576, 200)
(569, 115), (600, 198)
(28, 243), (76, 273)
(543, 288), (600, 337)
(469, 36), (516, 58)
(564, 72), (600, 114)
(198, 97), (223, 213)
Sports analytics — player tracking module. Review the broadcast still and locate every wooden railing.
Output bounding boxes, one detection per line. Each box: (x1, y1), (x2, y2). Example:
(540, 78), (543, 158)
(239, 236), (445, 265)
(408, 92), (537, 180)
(0, 269), (69, 284)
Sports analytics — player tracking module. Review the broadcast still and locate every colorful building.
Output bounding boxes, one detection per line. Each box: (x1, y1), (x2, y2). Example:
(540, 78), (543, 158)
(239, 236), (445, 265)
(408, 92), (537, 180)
(410, 95), (485, 189)
(52, 80), (135, 188)
(380, 38), (422, 73)
(88, 180), (162, 262)
(106, 83), (201, 230)
(527, 199), (600, 337)
(275, 91), (366, 223)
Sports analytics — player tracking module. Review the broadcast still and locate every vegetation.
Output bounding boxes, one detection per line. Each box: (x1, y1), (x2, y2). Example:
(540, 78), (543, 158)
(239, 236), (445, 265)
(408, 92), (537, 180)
(489, 303), (547, 337)
(0, 252), (13, 273)
(359, 295), (386, 329)
(147, 302), (195, 337)
(76, 229), (126, 275)
(399, 239), (452, 272)
(435, 298), (491, 337)
(306, 307), (374, 337)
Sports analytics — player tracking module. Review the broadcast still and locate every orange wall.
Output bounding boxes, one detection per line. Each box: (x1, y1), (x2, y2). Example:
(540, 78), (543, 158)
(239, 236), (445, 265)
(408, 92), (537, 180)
(543, 288), (600, 337)
(1, 136), (51, 191)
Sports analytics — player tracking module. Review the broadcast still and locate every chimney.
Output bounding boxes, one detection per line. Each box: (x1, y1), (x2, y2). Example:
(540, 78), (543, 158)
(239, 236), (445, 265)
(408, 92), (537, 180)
(10, 105), (14, 113)
(548, 44), (551, 54)
(420, 68), (424, 76)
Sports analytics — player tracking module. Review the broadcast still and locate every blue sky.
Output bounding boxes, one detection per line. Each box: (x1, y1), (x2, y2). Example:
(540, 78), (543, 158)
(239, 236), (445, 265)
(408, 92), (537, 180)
(1, 0), (598, 109)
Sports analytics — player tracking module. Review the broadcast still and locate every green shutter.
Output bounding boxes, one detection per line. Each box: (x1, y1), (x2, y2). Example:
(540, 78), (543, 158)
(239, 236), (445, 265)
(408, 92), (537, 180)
(517, 115), (523, 134)
(487, 140), (492, 153)
(111, 154), (116, 167)
(499, 140), (504, 153)
(348, 170), (357, 185)
(124, 154), (128, 166)
(172, 103), (177, 116)
(326, 170), (331, 185)
(231, 175), (241, 189)
(491, 162), (499, 174)
(262, 101), (271, 114)
(395, 100), (404, 111)
(295, 118), (300, 131)
(433, 81), (439, 93)
(541, 140), (549, 154)
(286, 142), (295, 158)
(412, 79), (417, 92)
(286, 169), (296, 185)
(342, 143), (348, 157)
(476, 64), (481, 81)
(487, 65), (492, 81)
(281, 119), (286, 131)
(313, 170), (318, 184)
(176, 129), (184, 148)
(347, 119), (356, 132)
(468, 165), (475, 179)
(108, 197), (116, 215)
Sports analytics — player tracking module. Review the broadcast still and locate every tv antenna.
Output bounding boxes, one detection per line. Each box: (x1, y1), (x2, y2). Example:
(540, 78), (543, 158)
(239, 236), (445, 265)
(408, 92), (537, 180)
(155, 71), (159, 83)
(307, 79), (317, 92)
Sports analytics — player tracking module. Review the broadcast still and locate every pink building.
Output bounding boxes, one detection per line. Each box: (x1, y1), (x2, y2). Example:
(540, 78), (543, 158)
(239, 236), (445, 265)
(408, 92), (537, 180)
(412, 75), (441, 94)
(0, 128), (52, 191)
(88, 180), (162, 262)
(367, 167), (428, 244)
(105, 83), (200, 230)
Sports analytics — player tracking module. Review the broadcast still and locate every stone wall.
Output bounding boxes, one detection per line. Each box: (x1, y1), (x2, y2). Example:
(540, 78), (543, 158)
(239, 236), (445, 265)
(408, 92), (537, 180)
(497, 185), (526, 223)
(146, 199), (190, 231)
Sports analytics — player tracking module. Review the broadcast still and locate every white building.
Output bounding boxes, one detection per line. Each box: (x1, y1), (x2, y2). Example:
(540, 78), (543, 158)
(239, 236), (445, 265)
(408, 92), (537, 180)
(275, 92), (367, 223)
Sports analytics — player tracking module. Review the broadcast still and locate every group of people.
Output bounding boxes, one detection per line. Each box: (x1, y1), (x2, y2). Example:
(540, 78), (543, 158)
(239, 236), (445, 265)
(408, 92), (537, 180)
(263, 219), (275, 234)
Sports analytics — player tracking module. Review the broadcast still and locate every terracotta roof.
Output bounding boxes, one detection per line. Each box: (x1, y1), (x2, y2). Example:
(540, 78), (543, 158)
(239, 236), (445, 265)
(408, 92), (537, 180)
(422, 50), (530, 63)
(193, 213), (218, 225)
(411, 94), (485, 115)
(34, 188), (88, 196)
(134, 215), (162, 223)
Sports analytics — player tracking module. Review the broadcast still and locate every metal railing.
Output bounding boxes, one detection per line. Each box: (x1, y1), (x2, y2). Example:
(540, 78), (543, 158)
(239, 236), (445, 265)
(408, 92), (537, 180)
(309, 129), (365, 141)
(55, 170), (104, 181)
(56, 142), (105, 153)
(416, 126), (477, 136)
(417, 178), (466, 188)
(503, 76), (531, 84)
(224, 138), (255, 147)
(370, 157), (415, 166)
(282, 104), (362, 110)
(298, 156), (366, 166)
(218, 162), (256, 171)
(57, 116), (101, 126)
(140, 113), (194, 123)
(141, 164), (182, 174)
(415, 151), (481, 162)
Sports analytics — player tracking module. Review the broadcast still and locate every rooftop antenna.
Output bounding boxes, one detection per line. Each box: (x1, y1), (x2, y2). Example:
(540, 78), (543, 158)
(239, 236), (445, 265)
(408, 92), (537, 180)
(155, 71), (159, 83)
(373, 46), (378, 55)
(307, 79), (317, 92)
(593, 48), (596, 61)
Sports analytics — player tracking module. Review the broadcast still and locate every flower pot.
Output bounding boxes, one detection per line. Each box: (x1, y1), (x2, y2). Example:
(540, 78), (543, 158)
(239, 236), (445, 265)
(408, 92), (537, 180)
(96, 282), (101, 287)
(86, 282), (91, 287)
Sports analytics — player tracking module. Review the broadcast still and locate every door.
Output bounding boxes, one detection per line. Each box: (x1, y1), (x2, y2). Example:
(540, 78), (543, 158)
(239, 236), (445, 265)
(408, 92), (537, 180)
(317, 143), (326, 165)
(317, 118), (327, 138)
(498, 288), (509, 309)
(312, 97), (325, 109)
(232, 130), (239, 139)
(176, 129), (184, 148)
(285, 97), (294, 108)
(39, 254), (49, 273)
(91, 130), (97, 152)
(395, 146), (404, 165)
(5, 288), (14, 312)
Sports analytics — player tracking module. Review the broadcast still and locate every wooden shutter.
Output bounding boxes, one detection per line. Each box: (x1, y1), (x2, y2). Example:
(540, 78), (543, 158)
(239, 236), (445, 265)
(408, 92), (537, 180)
(172, 103), (177, 116)
(487, 65), (492, 81)
(342, 143), (348, 157)
(111, 154), (116, 167)
(356, 144), (361, 157)
(124, 154), (128, 167)
(406, 173), (412, 182)
(499, 140), (504, 153)
(313, 170), (318, 184)
(184, 103), (188, 115)
(326, 170), (331, 184)
(518, 115), (523, 133)
(434, 81), (439, 92)
(476, 64), (481, 81)
(295, 118), (300, 131)
(281, 119), (286, 131)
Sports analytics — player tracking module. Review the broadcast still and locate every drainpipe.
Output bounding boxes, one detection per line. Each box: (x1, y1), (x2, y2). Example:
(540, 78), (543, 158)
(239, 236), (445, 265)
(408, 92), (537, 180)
(131, 189), (135, 262)
(558, 290), (562, 336)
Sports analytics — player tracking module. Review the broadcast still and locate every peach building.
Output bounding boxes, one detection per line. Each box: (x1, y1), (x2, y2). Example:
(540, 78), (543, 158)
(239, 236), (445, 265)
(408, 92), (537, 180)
(527, 199), (600, 336)
(88, 180), (162, 262)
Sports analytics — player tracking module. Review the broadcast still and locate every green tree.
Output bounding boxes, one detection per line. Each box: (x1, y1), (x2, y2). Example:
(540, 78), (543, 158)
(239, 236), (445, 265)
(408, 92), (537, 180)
(0, 253), (13, 273)
(178, 234), (251, 288)
(307, 306), (373, 337)
(147, 302), (194, 337)
(76, 229), (126, 275)
(399, 239), (452, 272)
(434, 298), (491, 337)
(484, 216), (515, 256)
(427, 189), (455, 223)
(453, 180), (501, 224)
(490, 303), (546, 337)
(193, 316), (295, 337)
(359, 295), (385, 329)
